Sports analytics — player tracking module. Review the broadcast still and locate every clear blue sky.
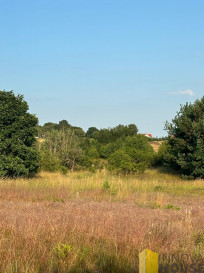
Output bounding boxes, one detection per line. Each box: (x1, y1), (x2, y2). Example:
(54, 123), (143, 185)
(1, 0), (204, 137)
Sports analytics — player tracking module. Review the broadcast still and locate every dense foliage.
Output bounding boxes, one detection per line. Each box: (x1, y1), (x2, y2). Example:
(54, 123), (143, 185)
(108, 135), (155, 173)
(92, 124), (138, 145)
(2, 90), (203, 178)
(0, 91), (156, 176)
(37, 121), (85, 138)
(38, 122), (155, 173)
(40, 129), (84, 172)
(0, 91), (39, 177)
(164, 96), (204, 179)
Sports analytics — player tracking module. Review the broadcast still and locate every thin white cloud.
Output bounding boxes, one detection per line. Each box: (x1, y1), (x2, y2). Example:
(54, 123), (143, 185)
(178, 89), (195, 96)
(168, 89), (195, 97)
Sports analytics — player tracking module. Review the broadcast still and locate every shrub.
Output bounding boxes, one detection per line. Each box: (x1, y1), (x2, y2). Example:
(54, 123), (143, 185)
(165, 204), (180, 210)
(108, 135), (155, 173)
(40, 151), (60, 172)
(102, 180), (111, 191)
(54, 243), (72, 259)
(108, 150), (133, 173)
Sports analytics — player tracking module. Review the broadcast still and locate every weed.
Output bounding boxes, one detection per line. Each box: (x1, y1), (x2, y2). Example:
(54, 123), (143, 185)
(154, 185), (163, 192)
(194, 230), (204, 246)
(152, 202), (161, 209)
(54, 243), (72, 259)
(134, 201), (161, 209)
(102, 180), (111, 191)
(110, 187), (118, 196)
(60, 166), (68, 175)
(165, 204), (180, 210)
(53, 197), (65, 203)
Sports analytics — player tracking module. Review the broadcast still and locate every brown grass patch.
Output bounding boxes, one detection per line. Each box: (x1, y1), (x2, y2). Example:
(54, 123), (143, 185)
(0, 170), (203, 272)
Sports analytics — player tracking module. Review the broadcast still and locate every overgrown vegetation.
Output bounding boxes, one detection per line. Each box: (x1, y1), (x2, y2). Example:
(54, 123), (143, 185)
(0, 90), (204, 272)
(0, 170), (203, 272)
(1, 90), (204, 180)
(37, 121), (155, 174)
(36, 96), (204, 179)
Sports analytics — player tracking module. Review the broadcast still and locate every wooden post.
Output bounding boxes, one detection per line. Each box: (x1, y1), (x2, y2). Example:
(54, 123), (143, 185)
(139, 249), (158, 273)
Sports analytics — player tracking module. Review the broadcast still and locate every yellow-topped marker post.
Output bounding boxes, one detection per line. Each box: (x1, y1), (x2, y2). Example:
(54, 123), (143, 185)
(139, 249), (158, 273)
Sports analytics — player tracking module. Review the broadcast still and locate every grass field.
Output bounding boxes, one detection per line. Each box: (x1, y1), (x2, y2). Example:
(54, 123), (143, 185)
(0, 170), (203, 272)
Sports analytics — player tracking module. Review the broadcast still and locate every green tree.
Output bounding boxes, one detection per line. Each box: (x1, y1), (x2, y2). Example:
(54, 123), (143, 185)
(164, 96), (204, 178)
(86, 127), (99, 138)
(156, 141), (169, 165)
(58, 120), (71, 130)
(40, 129), (84, 171)
(37, 122), (59, 138)
(0, 91), (39, 177)
(94, 124), (138, 145)
(108, 135), (155, 173)
(108, 150), (133, 173)
(40, 151), (60, 172)
(99, 139), (123, 159)
(72, 127), (85, 138)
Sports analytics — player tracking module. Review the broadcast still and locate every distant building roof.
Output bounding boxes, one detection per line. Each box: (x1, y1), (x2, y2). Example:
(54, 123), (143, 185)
(141, 133), (152, 138)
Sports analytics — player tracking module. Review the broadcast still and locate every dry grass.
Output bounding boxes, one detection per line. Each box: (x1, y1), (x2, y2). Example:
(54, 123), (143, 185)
(0, 170), (203, 272)
(149, 141), (163, 152)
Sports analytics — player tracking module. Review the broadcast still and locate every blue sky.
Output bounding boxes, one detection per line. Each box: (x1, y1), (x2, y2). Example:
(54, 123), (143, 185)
(1, 0), (203, 136)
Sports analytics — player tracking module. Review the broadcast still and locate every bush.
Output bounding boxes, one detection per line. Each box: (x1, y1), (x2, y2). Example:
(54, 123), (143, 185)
(40, 151), (60, 172)
(102, 180), (111, 191)
(108, 150), (133, 173)
(155, 141), (169, 166)
(108, 135), (155, 173)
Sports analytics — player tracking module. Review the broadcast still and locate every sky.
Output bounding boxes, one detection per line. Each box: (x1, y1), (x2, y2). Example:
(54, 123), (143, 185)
(1, 0), (204, 137)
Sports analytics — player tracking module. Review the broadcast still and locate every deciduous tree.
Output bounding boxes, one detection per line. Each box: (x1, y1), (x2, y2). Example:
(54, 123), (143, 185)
(0, 91), (39, 177)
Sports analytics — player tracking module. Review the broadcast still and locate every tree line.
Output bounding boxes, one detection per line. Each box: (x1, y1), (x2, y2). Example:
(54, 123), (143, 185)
(0, 90), (203, 179)
(37, 120), (153, 174)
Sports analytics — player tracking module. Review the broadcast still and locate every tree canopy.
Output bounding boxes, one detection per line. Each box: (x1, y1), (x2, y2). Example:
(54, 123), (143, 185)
(164, 96), (204, 179)
(0, 91), (39, 177)
(40, 129), (83, 172)
(92, 124), (138, 144)
(108, 135), (155, 173)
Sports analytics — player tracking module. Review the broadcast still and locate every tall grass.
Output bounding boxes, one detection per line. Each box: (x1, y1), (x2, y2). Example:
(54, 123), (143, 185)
(0, 170), (203, 272)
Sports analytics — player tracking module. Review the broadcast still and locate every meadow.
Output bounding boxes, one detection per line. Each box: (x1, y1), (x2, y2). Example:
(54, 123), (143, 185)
(0, 169), (203, 272)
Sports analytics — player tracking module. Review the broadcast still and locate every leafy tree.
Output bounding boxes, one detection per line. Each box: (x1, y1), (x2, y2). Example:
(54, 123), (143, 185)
(58, 120), (71, 130)
(0, 91), (39, 177)
(40, 151), (60, 172)
(156, 141), (169, 165)
(99, 139), (123, 159)
(87, 146), (99, 159)
(86, 127), (99, 138)
(108, 135), (155, 173)
(37, 122), (59, 138)
(37, 120), (85, 139)
(94, 124), (138, 145)
(93, 128), (111, 144)
(164, 96), (204, 178)
(108, 150), (133, 173)
(124, 135), (155, 165)
(40, 129), (84, 171)
(72, 127), (85, 138)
